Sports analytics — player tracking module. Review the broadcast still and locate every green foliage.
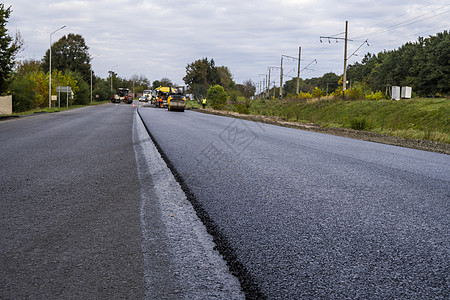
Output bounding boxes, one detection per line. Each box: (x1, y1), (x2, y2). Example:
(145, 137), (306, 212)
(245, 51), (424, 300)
(233, 99), (251, 114)
(347, 31), (450, 96)
(206, 85), (227, 110)
(93, 79), (112, 101)
(283, 72), (340, 96)
(229, 90), (239, 103)
(42, 33), (91, 82)
(10, 73), (35, 112)
(128, 74), (151, 94)
(345, 87), (364, 100)
(365, 91), (386, 100)
(66, 71), (89, 105)
(248, 97), (450, 143)
(183, 58), (235, 100)
(152, 78), (173, 89)
(350, 116), (370, 130)
(9, 67), (80, 111)
(312, 87), (324, 98)
(299, 91), (312, 99)
(0, 4), (23, 94)
(236, 79), (256, 99)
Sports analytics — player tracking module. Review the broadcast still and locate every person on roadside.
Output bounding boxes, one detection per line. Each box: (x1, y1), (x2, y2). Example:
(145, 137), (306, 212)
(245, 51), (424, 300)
(202, 98), (207, 109)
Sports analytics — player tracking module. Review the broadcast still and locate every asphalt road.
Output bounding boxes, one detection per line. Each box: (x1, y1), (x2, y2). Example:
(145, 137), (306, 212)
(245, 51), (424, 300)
(0, 103), (243, 299)
(138, 107), (450, 299)
(0, 104), (145, 299)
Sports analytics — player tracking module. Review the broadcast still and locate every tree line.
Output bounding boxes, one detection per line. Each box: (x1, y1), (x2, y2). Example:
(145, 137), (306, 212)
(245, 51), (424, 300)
(282, 31), (449, 98)
(2, 3), (447, 115)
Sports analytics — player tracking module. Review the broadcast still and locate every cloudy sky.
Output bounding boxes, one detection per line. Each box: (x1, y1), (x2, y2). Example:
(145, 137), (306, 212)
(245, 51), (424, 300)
(5, 0), (450, 87)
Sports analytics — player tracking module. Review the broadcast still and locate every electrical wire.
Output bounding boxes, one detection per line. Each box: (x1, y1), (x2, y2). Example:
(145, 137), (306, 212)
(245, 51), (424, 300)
(353, 3), (450, 39)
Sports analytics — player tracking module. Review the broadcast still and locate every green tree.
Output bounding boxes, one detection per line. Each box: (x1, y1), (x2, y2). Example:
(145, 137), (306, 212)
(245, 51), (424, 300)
(14, 59), (41, 75)
(129, 74), (150, 94)
(42, 33), (91, 82)
(65, 71), (89, 105)
(152, 78), (173, 89)
(183, 57), (222, 99)
(0, 4), (23, 94)
(346, 31), (450, 96)
(216, 66), (235, 91)
(93, 78), (112, 101)
(206, 85), (227, 110)
(10, 73), (35, 112)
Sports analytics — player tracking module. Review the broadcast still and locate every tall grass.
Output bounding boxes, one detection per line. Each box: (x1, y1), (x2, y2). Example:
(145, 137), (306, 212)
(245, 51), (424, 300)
(248, 98), (450, 143)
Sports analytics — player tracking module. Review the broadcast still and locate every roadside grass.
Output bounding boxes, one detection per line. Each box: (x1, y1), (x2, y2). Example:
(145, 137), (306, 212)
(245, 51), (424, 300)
(3, 101), (109, 117)
(186, 100), (202, 109)
(245, 97), (450, 143)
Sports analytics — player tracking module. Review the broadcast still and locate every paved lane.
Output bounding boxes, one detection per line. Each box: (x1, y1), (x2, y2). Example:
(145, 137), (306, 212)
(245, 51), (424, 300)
(139, 107), (450, 299)
(1, 103), (245, 299)
(0, 104), (145, 299)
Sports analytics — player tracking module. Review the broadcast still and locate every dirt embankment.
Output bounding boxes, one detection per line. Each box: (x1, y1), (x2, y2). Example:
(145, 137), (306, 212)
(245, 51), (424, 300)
(193, 108), (450, 155)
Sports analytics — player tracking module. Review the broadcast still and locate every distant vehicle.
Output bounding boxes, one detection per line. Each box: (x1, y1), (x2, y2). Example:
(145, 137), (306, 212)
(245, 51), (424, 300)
(117, 88), (133, 104)
(139, 96), (147, 102)
(111, 88), (131, 103)
(143, 90), (152, 102)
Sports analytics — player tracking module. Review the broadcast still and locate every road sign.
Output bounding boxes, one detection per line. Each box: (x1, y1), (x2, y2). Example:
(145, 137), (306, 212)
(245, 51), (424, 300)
(56, 86), (72, 93)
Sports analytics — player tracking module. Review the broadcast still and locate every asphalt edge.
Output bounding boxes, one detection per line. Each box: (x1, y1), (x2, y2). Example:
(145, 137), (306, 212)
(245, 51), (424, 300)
(136, 108), (266, 300)
(192, 108), (450, 155)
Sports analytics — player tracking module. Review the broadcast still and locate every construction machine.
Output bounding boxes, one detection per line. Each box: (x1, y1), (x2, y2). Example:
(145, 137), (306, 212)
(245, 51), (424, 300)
(154, 86), (186, 112)
(112, 88), (133, 104)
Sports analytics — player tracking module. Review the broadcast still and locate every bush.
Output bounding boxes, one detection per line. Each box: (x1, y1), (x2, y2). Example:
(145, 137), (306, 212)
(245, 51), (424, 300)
(93, 80), (112, 101)
(312, 87), (325, 98)
(234, 99), (251, 114)
(298, 91), (312, 99)
(366, 91), (385, 100)
(10, 75), (35, 112)
(228, 90), (239, 103)
(345, 87), (364, 100)
(350, 116), (369, 130)
(206, 85), (227, 110)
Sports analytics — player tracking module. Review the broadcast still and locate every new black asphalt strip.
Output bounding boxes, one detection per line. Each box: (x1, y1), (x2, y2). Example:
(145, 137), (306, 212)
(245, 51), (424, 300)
(138, 106), (449, 299)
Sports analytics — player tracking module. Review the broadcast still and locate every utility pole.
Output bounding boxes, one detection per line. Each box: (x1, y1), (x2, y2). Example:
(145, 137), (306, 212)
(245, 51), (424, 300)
(279, 54), (300, 99)
(268, 68), (271, 98)
(296, 46), (301, 95)
(259, 73), (267, 98)
(268, 66), (280, 99)
(343, 20), (348, 96)
(320, 21), (352, 98)
(279, 56), (283, 99)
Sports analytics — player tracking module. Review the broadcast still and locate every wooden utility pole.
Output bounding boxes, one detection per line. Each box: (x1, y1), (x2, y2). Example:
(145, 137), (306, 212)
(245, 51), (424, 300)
(342, 20), (349, 96)
(296, 46), (301, 95)
(279, 56), (283, 99)
(320, 21), (352, 98)
(268, 68), (271, 98)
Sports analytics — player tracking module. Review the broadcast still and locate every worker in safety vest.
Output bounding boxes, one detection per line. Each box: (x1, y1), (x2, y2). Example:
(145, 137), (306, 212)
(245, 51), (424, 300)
(202, 98), (207, 109)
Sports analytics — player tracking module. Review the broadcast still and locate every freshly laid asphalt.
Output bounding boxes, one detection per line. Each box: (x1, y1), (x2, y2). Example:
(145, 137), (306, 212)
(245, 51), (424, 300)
(138, 107), (450, 299)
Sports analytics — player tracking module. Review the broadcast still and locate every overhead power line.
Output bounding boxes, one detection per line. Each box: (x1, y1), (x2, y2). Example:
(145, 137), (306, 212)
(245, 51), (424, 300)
(353, 4), (450, 40)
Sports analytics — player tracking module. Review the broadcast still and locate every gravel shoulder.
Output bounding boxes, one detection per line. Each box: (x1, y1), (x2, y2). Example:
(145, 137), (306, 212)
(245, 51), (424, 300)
(192, 108), (450, 155)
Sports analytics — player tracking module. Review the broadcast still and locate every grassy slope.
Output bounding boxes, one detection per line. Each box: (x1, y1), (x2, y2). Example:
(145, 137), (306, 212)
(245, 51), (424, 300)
(247, 98), (449, 143)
